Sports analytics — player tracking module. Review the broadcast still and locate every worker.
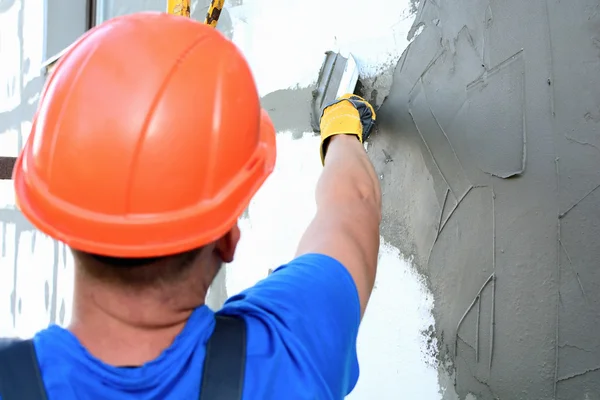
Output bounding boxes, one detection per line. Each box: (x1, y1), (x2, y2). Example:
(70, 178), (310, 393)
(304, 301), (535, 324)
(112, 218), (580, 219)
(0, 11), (381, 400)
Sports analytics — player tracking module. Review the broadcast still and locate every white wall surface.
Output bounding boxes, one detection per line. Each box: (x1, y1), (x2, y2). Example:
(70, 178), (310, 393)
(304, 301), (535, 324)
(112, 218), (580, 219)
(0, 0), (442, 398)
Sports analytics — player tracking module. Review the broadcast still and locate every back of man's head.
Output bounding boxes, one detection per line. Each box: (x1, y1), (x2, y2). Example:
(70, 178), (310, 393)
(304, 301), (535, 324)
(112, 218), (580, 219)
(72, 247), (204, 290)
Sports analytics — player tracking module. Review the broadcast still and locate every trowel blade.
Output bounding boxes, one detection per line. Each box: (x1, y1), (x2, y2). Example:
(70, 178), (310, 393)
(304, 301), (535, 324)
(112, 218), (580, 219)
(311, 51), (359, 132)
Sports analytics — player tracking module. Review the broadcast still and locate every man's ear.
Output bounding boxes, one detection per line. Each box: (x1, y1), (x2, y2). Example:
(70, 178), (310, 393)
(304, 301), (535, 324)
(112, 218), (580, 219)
(215, 223), (241, 263)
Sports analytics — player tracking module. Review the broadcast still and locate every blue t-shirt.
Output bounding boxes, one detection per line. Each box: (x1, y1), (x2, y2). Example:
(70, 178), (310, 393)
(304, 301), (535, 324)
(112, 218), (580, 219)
(6, 253), (361, 399)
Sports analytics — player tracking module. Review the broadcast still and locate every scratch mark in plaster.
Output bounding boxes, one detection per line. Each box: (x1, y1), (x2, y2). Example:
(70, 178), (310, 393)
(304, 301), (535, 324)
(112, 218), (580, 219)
(466, 49), (524, 90)
(407, 48), (446, 102)
(437, 185), (487, 237)
(565, 135), (600, 154)
(520, 54), (528, 179)
(466, 49), (527, 179)
(438, 185), (474, 232)
(489, 274), (495, 371)
(559, 343), (593, 353)
(455, 272), (495, 358)
(475, 294), (480, 363)
(559, 239), (588, 302)
(544, 0), (556, 118)
(457, 334), (476, 353)
(491, 185), (496, 273)
(429, 185), (485, 264)
(398, 42), (412, 76)
(418, 47), (445, 86)
(557, 366), (600, 383)
(490, 184), (496, 371)
(554, 156), (561, 400)
(458, 25), (477, 54)
(421, 78), (471, 186)
(410, 102), (456, 199)
(436, 188), (450, 236)
(558, 182), (600, 219)
(482, 5), (493, 66)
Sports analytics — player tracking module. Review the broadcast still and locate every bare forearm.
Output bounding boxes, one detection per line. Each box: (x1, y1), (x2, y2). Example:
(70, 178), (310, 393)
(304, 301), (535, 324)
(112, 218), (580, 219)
(296, 134), (381, 315)
(317, 135), (381, 219)
(296, 94), (381, 316)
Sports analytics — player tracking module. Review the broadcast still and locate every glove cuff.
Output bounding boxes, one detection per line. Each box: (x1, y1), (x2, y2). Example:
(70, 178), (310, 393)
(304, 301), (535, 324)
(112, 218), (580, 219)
(320, 132), (361, 165)
(319, 100), (364, 165)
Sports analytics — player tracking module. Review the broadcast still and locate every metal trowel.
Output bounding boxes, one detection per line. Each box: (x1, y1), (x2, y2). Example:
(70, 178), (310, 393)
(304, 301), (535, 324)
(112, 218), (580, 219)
(311, 51), (360, 132)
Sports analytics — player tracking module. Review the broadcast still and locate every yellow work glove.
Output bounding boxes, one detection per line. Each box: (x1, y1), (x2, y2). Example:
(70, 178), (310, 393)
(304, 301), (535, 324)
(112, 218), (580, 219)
(319, 93), (376, 165)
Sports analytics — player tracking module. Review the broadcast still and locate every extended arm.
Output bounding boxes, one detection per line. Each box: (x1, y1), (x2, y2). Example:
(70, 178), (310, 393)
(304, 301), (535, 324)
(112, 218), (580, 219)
(296, 96), (382, 317)
(221, 96), (381, 397)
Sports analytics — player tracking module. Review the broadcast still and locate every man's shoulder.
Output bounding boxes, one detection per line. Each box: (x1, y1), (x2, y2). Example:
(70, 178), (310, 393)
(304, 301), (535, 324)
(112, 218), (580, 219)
(32, 325), (72, 348)
(0, 326), (66, 354)
(220, 251), (360, 355)
(219, 253), (361, 398)
(222, 253), (356, 312)
(222, 252), (358, 313)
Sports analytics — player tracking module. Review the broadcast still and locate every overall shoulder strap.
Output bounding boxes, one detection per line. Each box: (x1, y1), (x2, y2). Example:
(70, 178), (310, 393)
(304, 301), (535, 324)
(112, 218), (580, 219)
(0, 339), (48, 400)
(199, 315), (247, 400)
(0, 316), (246, 400)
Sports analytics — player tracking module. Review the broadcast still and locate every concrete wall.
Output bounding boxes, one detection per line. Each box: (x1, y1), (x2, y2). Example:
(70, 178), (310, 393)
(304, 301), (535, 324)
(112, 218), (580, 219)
(0, 0), (443, 398)
(369, 0), (600, 398)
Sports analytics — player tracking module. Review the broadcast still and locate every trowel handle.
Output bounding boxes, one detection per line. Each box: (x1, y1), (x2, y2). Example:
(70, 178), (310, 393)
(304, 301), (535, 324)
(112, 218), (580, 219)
(166, 0), (225, 28)
(205, 0), (225, 27)
(167, 0), (191, 17)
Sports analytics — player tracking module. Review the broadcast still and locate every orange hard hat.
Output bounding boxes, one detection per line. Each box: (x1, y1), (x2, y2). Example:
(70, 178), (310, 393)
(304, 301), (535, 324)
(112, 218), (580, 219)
(13, 12), (276, 258)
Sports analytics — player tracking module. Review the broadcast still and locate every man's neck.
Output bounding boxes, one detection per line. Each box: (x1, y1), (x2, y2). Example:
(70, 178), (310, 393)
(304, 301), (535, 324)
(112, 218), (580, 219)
(68, 278), (207, 366)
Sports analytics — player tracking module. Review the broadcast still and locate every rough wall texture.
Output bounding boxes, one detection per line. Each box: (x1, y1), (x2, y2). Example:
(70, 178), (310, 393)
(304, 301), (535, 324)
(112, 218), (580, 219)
(370, 0), (600, 398)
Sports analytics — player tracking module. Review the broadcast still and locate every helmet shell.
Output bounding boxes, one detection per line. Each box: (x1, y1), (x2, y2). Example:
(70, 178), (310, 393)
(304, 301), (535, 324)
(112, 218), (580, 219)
(13, 12), (276, 257)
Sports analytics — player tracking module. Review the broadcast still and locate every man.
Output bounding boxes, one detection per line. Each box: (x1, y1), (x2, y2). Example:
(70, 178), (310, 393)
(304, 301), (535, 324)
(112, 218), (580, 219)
(1, 11), (381, 399)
